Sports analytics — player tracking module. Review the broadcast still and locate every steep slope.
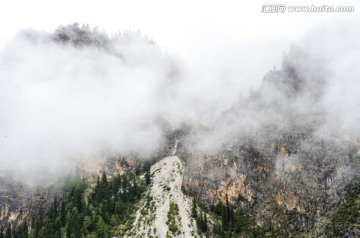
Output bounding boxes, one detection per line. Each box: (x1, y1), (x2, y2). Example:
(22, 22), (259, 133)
(125, 156), (201, 238)
(179, 46), (360, 237)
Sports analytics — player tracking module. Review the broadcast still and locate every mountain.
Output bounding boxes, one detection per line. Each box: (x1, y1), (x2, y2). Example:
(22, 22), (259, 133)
(0, 24), (359, 237)
(180, 45), (360, 237)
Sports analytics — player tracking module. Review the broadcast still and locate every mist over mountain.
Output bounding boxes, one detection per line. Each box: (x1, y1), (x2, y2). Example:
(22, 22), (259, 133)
(178, 21), (360, 237)
(0, 24), (178, 182)
(0, 21), (360, 184)
(0, 20), (360, 237)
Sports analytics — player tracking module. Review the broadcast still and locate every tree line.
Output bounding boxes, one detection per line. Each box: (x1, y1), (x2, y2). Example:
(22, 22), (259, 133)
(1, 169), (148, 238)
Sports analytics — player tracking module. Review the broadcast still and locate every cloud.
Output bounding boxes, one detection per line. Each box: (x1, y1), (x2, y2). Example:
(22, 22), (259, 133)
(1, 19), (359, 183)
(0, 25), (175, 181)
(187, 19), (360, 155)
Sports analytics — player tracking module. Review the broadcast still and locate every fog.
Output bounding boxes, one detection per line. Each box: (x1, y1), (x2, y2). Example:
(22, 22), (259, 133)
(189, 20), (360, 153)
(0, 27), (172, 180)
(0, 20), (359, 182)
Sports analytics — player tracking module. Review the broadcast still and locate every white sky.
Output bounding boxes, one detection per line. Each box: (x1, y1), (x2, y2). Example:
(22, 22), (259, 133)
(0, 0), (358, 50)
(0, 0), (359, 91)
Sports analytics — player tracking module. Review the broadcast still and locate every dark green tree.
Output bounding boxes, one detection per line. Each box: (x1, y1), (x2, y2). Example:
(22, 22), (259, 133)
(145, 169), (151, 185)
(191, 197), (197, 218)
(60, 201), (66, 226)
(5, 225), (11, 238)
(19, 220), (29, 238)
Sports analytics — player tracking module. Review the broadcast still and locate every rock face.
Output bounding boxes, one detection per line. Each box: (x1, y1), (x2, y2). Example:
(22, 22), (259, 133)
(0, 175), (61, 230)
(181, 47), (360, 237)
(0, 176), (30, 228)
(182, 138), (359, 236)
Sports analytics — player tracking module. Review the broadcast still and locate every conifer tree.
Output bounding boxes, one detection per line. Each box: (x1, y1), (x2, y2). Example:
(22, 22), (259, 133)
(60, 201), (66, 226)
(191, 197), (197, 218)
(145, 169), (151, 185)
(5, 225), (10, 238)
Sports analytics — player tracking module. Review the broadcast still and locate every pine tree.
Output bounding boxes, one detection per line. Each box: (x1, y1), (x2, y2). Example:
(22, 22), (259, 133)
(73, 184), (84, 212)
(96, 217), (108, 238)
(5, 225), (11, 238)
(31, 214), (35, 229)
(221, 194), (231, 231)
(22, 220), (29, 238)
(145, 169), (151, 185)
(112, 174), (121, 195)
(222, 205), (228, 231)
(201, 212), (208, 232)
(230, 206), (235, 231)
(11, 226), (15, 238)
(101, 171), (108, 187)
(204, 213), (208, 231)
(60, 201), (66, 226)
(132, 176), (139, 199)
(212, 222), (222, 236)
(191, 197), (197, 218)
(29, 171), (147, 238)
(54, 196), (58, 215)
(226, 194), (230, 224)
(94, 175), (101, 203)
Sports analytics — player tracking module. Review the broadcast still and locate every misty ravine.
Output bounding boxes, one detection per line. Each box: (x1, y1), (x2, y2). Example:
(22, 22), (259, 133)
(0, 23), (359, 238)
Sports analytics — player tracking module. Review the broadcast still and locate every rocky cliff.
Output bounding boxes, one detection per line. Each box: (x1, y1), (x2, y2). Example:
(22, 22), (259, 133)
(181, 46), (360, 237)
